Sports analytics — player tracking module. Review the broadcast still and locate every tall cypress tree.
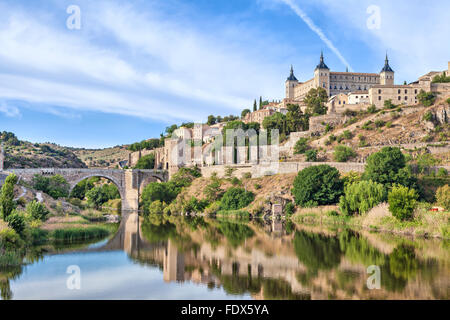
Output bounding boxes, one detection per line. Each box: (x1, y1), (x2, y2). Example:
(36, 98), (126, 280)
(0, 174), (17, 219)
(259, 96), (263, 109)
(253, 99), (257, 112)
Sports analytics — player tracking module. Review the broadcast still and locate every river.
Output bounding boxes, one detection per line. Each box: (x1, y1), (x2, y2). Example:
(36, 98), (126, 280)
(1, 213), (449, 300)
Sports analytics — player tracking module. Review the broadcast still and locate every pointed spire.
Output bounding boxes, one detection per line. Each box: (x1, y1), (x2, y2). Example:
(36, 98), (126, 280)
(346, 66), (349, 72)
(287, 64), (298, 81)
(380, 52), (394, 73)
(315, 50), (329, 70)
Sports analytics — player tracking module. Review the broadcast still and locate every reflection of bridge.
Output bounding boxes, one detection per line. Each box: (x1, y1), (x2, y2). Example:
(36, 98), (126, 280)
(4, 168), (168, 211)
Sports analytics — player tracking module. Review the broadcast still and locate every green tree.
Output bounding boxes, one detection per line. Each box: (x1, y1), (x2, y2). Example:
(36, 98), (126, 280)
(292, 165), (343, 207)
(339, 180), (386, 216)
(417, 90), (436, 107)
(220, 188), (254, 210)
(436, 185), (450, 210)
(241, 109), (251, 119)
(363, 147), (413, 187)
(304, 87), (328, 115)
(207, 115), (217, 126)
(259, 96), (263, 110)
(26, 201), (49, 221)
(47, 175), (70, 199)
(388, 185), (418, 221)
(86, 186), (108, 209)
(0, 174), (17, 219)
(333, 145), (356, 162)
(305, 149), (318, 162)
(286, 104), (308, 132)
(253, 99), (257, 112)
(141, 182), (175, 206)
(205, 179), (222, 201)
(294, 138), (309, 154)
(134, 153), (155, 169)
(5, 211), (25, 235)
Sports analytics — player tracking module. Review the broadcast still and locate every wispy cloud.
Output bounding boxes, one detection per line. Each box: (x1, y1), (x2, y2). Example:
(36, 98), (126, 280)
(0, 0), (286, 124)
(0, 101), (21, 118)
(278, 0), (353, 71)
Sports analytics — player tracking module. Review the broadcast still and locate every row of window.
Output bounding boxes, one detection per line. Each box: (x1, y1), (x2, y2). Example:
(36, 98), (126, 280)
(378, 89), (418, 94)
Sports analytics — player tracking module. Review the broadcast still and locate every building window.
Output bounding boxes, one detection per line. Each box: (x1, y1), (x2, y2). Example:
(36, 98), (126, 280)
(405, 96), (408, 100)
(343, 101), (346, 104)
(415, 89), (418, 94)
(398, 96), (401, 100)
(405, 89), (408, 94)
(378, 89), (382, 94)
(398, 89), (401, 94)
(378, 96), (381, 101)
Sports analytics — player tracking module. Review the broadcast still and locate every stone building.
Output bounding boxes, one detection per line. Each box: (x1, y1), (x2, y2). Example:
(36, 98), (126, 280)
(243, 108), (275, 125)
(286, 52), (386, 102)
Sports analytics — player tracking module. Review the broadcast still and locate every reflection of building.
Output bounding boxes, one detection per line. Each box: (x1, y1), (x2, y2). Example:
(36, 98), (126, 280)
(163, 240), (185, 282)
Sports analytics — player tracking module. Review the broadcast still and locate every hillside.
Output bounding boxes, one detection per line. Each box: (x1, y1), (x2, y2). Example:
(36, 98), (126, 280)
(292, 100), (450, 165)
(1, 132), (86, 169)
(71, 145), (129, 168)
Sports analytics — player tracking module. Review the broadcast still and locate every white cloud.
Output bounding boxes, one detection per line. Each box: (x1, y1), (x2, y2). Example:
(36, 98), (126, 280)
(0, 0), (287, 124)
(0, 101), (21, 118)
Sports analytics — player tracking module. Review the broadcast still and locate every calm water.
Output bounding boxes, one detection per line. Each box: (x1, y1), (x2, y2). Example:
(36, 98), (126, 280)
(1, 213), (449, 300)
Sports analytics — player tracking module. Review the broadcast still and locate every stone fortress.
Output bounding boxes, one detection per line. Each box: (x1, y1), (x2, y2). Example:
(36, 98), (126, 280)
(126, 53), (450, 178)
(282, 52), (450, 112)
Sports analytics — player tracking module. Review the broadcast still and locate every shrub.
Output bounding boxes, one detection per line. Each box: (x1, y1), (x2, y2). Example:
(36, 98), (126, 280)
(294, 138), (309, 154)
(220, 188), (255, 210)
(417, 90), (436, 107)
(147, 200), (165, 215)
(5, 211), (26, 235)
(183, 197), (208, 213)
(32, 174), (70, 199)
(423, 111), (433, 122)
(363, 147), (416, 188)
(375, 119), (385, 128)
(333, 145), (356, 162)
(388, 185), (418, 221)
(447, 97), (450, 105)
(305, 149), (318, 162)
(0, 174), (17, 219)
(339, 180), (386, 216)
(26, 201), (49, 221)
(436, 185), (450, 210)
(134, 153), (155, 169)
(254, 183), (262, 190)
(204, 180), (223, 201)
(342, 130), (353, 140)
(367, 104), (377, 113)
(292, 165), (343, 207)
(231, 177), (241, 186)
(437, 168), (448, 177)
(386, 121), (393, 128)
(141, 182), (176, 209)
(242, 172), (252, 179)
(284, 202), (295, 216)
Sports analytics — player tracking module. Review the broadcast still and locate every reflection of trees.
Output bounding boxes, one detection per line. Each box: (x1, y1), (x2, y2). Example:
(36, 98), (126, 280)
(0, 265), (24, 301)
(293, 231), (342, 272)
(263, 279), (311, 300)
(217, 221), (255, 248)
(388, 245), (418, 280)
(339, 230), (386, 266)
(141, 217), (177, 243)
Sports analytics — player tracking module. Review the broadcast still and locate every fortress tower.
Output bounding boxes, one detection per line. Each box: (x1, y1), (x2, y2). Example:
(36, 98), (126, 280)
(314, 51), (330, 95)
(380, 54), (395, 85)
(285, 65), (299, 99)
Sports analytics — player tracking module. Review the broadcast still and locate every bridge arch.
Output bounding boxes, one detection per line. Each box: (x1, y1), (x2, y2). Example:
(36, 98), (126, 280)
(69, 173), (125, 207)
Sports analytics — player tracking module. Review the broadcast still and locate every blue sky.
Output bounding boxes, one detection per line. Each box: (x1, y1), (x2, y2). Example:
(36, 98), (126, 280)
(0, 0), (449, 148)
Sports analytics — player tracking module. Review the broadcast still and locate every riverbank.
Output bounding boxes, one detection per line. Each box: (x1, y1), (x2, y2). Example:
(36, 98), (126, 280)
(292, 203), (449, 239)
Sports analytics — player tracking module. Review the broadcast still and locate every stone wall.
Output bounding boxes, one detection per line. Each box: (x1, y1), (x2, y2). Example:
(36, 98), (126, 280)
(201, 161), (366, 179)
(308, 113), (345, 135)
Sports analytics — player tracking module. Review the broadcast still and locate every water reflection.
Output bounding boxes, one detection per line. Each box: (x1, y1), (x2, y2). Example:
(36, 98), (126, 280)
(1, 212), (449, 300)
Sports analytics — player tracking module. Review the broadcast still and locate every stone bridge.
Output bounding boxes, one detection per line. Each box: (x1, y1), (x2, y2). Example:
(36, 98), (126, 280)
(3, 168), (168, 211)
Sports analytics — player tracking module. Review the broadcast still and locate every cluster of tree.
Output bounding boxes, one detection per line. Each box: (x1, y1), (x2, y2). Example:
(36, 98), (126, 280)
(141, 167), (202, 215)
(32, 174), (70, 199)
(134, 153), (155, 169)
(432, 72), (450, 83)
(0, 174), (49, 238)
(206, 114), (239, 126)
(262, 104), (309, 138)
(127, 138), (163, 152)
(86, 184), (121, 209)
(417, 90), (436, 107)
(0, 131), (20, 146)
(292, 147), (425, 221)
